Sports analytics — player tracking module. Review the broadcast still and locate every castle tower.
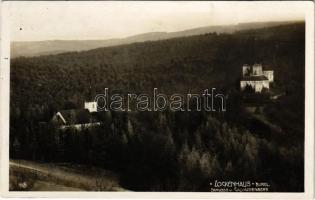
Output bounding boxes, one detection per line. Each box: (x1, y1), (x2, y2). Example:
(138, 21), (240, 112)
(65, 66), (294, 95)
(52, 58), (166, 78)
(242, 64), (251, 76)
(263, 70), (274, 82)
(252, 64), (263, 76)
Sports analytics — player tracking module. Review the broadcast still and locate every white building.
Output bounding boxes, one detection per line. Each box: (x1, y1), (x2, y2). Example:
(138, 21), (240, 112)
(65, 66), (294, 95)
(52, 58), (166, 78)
(84, 101), (98, 112)
(240, 64), (274, 93)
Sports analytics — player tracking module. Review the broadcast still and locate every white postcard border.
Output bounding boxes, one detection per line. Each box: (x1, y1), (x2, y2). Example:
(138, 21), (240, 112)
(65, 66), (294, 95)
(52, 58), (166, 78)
(0, 1), (314, 199)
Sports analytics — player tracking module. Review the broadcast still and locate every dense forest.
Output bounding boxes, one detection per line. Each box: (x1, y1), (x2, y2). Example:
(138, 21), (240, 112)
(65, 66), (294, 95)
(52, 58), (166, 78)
(10, 22), (305, 191)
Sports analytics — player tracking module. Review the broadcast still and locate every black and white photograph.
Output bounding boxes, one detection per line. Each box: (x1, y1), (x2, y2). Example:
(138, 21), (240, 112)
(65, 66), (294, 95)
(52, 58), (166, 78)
(0, 1), (314, 198)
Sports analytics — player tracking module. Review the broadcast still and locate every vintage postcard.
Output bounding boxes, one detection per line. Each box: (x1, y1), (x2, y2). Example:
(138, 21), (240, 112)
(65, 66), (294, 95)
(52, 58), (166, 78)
(0, 1), (314, 199)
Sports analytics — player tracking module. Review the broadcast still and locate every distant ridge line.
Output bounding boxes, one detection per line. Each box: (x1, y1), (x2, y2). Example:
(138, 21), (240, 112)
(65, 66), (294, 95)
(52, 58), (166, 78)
(11, 21), (303, 58)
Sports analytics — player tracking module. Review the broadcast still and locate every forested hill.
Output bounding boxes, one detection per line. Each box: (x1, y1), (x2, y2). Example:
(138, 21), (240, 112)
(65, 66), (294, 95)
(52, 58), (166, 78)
(11, 21), (299, 58)
(11, 22), (305, 112)
(10, 22), (305, 192)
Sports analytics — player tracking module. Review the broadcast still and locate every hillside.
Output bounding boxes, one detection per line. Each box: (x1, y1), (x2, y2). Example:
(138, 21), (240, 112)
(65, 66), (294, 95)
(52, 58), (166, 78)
(11, 22), (305, 109)
(11, 21), (299, 58)
(10, 159), (124, 191)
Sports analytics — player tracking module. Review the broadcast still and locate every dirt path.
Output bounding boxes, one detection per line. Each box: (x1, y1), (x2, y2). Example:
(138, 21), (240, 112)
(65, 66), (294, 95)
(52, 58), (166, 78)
(10, 160), (127, 191)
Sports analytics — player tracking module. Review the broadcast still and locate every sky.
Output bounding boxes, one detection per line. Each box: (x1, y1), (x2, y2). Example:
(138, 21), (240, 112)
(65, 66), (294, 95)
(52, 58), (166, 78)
(4, 1), (306, 41)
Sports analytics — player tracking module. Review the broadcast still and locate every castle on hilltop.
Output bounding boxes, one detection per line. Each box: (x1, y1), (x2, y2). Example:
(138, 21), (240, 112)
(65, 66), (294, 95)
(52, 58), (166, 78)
(240, 64), (274, 93)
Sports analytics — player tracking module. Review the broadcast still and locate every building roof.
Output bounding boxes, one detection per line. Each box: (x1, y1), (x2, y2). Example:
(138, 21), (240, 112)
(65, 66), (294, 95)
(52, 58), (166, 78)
(253, 63), (262, 68)
(241, 75), (269, 81)
(58, 109), (98, 125)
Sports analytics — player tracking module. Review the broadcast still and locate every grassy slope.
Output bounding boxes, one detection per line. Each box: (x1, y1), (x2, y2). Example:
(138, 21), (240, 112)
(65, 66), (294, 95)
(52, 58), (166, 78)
(10, 159), (125, 191)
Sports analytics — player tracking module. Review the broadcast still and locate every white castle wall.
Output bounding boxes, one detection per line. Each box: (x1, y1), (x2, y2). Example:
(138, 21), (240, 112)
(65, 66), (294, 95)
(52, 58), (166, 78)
(240, 80), (270, 93)
(263, 71), (274, 82)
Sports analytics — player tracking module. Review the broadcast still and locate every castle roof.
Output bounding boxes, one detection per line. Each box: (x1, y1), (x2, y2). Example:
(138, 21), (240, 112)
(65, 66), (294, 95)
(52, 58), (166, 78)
(58, 109), (98, 125)
(241, 75), (268, 81)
